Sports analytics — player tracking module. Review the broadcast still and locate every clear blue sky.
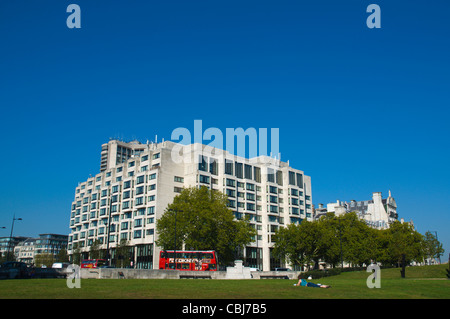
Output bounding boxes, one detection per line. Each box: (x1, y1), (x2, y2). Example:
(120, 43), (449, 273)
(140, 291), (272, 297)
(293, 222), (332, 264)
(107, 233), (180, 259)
(0, 1), (449, 261)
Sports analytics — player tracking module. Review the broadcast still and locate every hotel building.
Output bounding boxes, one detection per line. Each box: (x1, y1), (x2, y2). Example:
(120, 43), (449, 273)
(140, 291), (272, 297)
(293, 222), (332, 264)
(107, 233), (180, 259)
(68, 139), (312, 271)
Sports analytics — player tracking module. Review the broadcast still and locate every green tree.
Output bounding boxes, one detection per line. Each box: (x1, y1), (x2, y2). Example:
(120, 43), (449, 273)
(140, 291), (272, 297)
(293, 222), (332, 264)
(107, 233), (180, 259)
(339, 212), (381, 266)
(115, 238), (131, 268)
(156, 186), (255, 266)
(56, 248), (69, 263)
(34, 253), (54, 268)
(379, 221), (424, 266)
(71, 246), (81, 265)
(273, 220), (329, 270)
(89, 239), (102, 260)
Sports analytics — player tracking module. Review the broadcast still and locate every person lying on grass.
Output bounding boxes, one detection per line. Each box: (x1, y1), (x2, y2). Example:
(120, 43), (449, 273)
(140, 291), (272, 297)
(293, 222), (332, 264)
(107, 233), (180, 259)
(294, 278), (331, 288)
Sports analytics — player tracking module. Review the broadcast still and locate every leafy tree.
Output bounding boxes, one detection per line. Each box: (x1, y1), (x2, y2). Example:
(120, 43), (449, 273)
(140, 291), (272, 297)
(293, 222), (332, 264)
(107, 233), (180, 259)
(56, 248), (69, 263)
(89, 239), (102, 260)
(378, 221), (424, 266)
(34, 253), (54, 268)
(338, 212), (381, 266)
(115, 238), (131, 268)
(71, 246), (81, 265)
(422, 231), (444, 264)
(156, 186), (255, 266)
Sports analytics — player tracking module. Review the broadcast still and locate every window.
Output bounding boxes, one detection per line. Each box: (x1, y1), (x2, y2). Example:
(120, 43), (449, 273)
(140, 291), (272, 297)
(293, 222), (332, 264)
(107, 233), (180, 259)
(276, 170), (283, 186)
(198, 156), (207, 172)
(289, 171), (296, 185)
(134, 219), (142, 228)
(254, 167), (261, 183)
(136, 186), (144, 195)
(225, 159), (233, 175)
(226, 179), (235, 187)
(152, 153), (160, 160)
(296, 173), (303, 188)
(174, 176), (184, 183)
(270, 195), (278, 204)
(199, 175), (210, 184)
(174, 187), (183, 193)
(135, 197), (144, 205)
(134, 230), (142, 239)
(226, 189), (235, 198)
(142, 155), (148, 161)
(244, 164), (252, 179)
(247, 203), (255, 211)
(149, 173), (156, 180)
(210, 159), (218, 175)
(124, 181), (131, 189)
(128, 161), (135, 168)
(137, 175), (145, 184)
(235, 162), (243, 179)
(246, 183), (255, 191)
(267, 168), (275, 183)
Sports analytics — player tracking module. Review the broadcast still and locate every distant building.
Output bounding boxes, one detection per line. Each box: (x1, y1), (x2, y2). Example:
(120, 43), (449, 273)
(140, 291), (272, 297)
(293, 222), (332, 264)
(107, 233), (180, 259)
(0, 236), (30, 260)
(314, 191), (410, 229)
(13, 234), (68, 265)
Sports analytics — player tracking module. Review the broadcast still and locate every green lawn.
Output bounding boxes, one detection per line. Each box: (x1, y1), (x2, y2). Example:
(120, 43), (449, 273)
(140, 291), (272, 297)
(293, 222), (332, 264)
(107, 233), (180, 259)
(0, 264), (448, 299)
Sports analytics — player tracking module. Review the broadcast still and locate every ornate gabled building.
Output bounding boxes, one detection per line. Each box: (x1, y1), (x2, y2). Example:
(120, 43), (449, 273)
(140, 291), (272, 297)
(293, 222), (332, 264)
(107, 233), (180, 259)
(315, 191), (410, 230)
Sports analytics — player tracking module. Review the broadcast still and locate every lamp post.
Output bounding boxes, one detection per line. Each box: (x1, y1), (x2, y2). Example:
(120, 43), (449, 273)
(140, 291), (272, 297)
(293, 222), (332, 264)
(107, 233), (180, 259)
(7, 214), (22, 262)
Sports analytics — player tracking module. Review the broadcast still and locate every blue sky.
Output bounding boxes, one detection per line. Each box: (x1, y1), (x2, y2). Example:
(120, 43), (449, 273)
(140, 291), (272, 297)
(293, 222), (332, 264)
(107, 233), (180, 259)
(0, 1), (449, 260)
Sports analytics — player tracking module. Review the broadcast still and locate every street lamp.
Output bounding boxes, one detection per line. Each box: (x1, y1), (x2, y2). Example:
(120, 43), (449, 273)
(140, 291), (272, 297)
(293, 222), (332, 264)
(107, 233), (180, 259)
(7, 214), (22, 261)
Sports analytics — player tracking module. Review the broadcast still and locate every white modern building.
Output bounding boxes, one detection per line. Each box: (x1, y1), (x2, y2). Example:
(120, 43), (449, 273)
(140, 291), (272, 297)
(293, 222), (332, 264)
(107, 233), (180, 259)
(68, 139), (313, 271)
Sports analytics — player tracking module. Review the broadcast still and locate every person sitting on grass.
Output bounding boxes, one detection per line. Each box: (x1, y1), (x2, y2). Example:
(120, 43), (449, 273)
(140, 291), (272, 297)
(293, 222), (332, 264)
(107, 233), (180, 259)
(294, 278), (331, 288)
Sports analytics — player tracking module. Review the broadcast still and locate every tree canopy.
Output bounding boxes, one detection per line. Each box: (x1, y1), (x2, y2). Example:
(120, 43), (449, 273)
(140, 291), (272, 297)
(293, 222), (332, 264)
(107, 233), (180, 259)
(156, 186), (256, 266)
(274, 212), (435, 269)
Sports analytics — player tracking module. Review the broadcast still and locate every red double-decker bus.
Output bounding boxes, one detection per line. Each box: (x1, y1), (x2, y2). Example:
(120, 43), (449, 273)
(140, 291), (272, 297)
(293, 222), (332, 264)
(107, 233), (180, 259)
(159, 250), (217, 271)
(81, 259), (106, 269)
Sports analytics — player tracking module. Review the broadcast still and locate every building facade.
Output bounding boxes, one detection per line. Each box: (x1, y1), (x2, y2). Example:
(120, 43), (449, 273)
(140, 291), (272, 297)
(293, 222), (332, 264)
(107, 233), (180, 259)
(314, 191), (405, 229)
(68, 139), (313, 271)
(14, 234), (68, 265)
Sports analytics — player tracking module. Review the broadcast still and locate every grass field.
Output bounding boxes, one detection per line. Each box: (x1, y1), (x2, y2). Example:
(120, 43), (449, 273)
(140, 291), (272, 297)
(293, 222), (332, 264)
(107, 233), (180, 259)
(0, 264), (448, 299)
